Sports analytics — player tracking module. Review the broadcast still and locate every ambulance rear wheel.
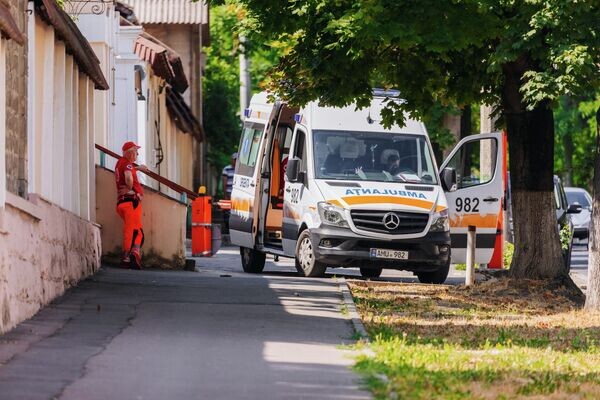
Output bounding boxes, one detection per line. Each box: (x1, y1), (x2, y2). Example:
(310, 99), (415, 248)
(416, 261), (450, 284)
(295, 230), (327, 277)
(240, 247), (266, 273)
(360, 267), (382, 278)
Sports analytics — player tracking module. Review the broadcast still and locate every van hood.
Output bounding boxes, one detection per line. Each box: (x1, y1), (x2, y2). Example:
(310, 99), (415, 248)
(314, 180), (446, 213)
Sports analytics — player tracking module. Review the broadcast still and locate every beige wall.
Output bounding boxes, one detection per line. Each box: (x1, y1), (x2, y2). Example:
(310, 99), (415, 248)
(95, 166), (187, 267)
(0, 192), (101, 333)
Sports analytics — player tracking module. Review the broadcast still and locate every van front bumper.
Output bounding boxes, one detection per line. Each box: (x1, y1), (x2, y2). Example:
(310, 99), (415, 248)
(310, 226), (450, 272)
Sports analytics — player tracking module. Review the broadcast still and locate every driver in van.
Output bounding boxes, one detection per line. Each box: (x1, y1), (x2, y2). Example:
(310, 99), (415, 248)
(386, 153), (401, 176)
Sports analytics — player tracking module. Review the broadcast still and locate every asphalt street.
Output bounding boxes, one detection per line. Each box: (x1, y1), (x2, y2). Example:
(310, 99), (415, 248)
(0, 252), (370, 400)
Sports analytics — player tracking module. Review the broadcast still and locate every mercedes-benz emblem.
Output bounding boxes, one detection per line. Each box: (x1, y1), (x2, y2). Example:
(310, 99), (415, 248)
(383, 212), (400, 230)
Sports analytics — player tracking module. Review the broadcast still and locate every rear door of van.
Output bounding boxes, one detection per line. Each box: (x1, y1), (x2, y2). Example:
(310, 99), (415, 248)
(230, 120), (268, 248)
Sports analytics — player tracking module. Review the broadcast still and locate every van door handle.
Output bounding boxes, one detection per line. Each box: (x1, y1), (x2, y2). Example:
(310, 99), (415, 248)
(483, 197), (499, 202)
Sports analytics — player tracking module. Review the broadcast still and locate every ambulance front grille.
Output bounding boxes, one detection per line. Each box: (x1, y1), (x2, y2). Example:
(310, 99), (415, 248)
(350, 210), (429, 234)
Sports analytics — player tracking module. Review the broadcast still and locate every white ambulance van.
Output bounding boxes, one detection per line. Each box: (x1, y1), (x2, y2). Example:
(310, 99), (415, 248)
(230, 91), (503, 283)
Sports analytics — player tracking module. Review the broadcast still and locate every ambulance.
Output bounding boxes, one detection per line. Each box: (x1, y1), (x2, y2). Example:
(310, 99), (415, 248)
(229, 91), (503, 283)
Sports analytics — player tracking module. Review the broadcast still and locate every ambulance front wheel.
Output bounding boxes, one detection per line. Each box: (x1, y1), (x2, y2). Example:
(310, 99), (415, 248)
(416, 260), (450, 284)
(295, 230), (327, 277)
(240, 247), (266, 273)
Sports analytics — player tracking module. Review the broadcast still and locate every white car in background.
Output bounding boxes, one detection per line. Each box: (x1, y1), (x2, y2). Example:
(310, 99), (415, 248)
(565, 187), (592, 246)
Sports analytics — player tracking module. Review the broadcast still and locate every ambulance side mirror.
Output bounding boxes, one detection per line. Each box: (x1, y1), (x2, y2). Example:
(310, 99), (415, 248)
(440, 167), (457, 192)
(286, 157), (301, 183)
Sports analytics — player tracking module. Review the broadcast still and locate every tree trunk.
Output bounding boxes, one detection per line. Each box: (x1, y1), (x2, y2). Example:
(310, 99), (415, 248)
(502, 60), (566, 279)
(585, 107), (600, 310)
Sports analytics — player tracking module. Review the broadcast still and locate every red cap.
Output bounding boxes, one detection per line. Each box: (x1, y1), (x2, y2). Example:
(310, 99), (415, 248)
(122, 141), (141, 152)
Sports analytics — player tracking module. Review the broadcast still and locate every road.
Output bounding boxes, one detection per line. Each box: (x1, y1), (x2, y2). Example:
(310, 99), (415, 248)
(0, 253), (370, 400)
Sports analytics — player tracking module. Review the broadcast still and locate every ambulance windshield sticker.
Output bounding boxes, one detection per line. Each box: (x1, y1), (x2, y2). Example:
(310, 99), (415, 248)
(344, 188), (427, 199)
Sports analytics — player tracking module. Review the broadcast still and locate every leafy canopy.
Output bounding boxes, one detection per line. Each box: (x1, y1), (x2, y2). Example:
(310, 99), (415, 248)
(211, 0), (600, 128)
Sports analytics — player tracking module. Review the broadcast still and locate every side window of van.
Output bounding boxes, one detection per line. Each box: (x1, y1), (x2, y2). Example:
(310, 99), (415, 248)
(446, 138), (497, 189)
(237, 122), (265, 177)
(293, 129), (307, 171)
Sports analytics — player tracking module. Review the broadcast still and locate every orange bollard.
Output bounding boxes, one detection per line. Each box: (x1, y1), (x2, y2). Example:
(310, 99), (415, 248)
(192, 195), (212, 256)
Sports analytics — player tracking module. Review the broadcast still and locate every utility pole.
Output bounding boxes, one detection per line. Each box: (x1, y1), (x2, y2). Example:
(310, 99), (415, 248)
(239, 35), (251, 121)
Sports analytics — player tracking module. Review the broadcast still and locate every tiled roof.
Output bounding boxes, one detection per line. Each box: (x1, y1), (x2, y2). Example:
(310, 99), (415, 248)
(125, 0), (207, 24)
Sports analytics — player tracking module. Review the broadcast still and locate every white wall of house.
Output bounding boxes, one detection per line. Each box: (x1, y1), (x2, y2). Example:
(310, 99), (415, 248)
(27, 15), (97, 220)
(1, 4), (105, 334)
(113, 25), (143, 153)
(76, 9), (118, 169)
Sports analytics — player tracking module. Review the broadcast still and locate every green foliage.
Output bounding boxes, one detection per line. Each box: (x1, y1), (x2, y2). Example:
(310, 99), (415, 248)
(212, 0), (600, 128)
(554, 95), (600, 190)
(559, 223), (572, 251)
(202, 1), (284, 191)
(503, 242), (514, 269)
(203, 3), (242, 181)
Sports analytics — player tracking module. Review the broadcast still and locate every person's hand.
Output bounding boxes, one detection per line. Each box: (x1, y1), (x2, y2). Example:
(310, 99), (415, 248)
(118, 186), (134, 196)
(137, 164), (149, 172)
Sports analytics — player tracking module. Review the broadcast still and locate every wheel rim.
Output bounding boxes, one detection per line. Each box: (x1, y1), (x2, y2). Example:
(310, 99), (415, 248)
(242, 249), (250, 265)
(298, 237), (313, 272)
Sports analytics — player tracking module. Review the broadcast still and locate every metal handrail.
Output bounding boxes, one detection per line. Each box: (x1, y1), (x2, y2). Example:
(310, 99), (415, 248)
(95, 143), (198, 201)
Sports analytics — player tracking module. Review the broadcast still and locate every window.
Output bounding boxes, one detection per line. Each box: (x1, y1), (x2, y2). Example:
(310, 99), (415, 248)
(292, 128), (306, 171)
(236, 122), (264, 177)
(312, 130), (437, 184)
(446, 138), (497, 189)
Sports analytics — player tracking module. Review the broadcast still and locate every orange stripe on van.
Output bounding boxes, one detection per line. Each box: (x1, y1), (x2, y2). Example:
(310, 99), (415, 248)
(338, 196), (435, 211)
(435, 205), (447, 213)
(231, 197), (252, 213)
(449, 213), (497, 229)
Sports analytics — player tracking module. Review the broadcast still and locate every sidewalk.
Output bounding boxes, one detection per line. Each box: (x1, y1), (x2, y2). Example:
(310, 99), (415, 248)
(0, 249), (370, 400)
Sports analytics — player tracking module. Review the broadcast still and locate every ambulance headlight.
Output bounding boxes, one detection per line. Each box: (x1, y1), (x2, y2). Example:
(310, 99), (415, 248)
(429, 208), (450, 232)
(318, 202), (349, 228)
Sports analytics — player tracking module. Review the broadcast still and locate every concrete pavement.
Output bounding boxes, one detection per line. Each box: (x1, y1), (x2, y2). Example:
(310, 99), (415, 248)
(0, 250), (370, 400)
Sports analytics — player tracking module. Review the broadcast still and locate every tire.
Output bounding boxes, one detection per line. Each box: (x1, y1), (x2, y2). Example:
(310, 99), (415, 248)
(295, 230), (327, 277)
(240, 247), (266, 273)
(416, 260), (450, 284)
(360, 267), (382, 278)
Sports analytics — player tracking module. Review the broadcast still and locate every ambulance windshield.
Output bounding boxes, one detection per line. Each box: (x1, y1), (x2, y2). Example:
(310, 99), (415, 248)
(313, 130), (437, 184)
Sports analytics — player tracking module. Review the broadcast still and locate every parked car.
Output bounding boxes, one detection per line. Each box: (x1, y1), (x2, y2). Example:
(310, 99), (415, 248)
(554, 177), (582, 270)
(506, 174), (580, 270)
(565, 187), (592, 245)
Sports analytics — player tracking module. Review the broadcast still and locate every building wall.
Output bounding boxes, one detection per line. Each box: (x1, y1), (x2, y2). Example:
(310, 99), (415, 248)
(0, 6), (106, 333)
(144, 24), (206, 192)
(27, 15), (97, 219)
(0, 193), (101, 333)
(5, 0), (28, 198)
(95, 166), (186, 267)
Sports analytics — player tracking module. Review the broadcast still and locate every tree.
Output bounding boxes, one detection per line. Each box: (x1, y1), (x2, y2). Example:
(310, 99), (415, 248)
(554, 96), (598, 190)
(202, 1), (283, 196)
(215, 0), (600, 285)
(587, 107), (600, 310)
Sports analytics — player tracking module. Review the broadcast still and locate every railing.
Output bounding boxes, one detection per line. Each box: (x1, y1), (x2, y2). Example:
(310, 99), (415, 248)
(95, 143), (198, 201)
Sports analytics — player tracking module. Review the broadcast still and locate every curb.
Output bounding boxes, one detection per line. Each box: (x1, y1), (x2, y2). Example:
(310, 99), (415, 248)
(338, 277), (369, 342)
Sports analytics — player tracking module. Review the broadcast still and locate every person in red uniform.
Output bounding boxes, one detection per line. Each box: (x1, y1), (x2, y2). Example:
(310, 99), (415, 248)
(115, 141), (148, 269)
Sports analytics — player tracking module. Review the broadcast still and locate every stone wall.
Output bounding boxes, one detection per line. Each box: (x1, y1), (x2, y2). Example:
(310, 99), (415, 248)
(0, 193), (101, 333)
(5, 0), (28, 197)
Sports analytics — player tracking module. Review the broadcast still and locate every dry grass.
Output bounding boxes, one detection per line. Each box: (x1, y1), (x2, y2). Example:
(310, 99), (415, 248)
(348, 278), (600, 399)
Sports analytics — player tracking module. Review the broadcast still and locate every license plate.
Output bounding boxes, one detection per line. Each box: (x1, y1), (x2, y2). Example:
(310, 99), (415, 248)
(370, 248), (409, 260)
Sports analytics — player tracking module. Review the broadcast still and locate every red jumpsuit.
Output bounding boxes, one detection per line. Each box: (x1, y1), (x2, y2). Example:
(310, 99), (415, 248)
(115, 158), (144, 267)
